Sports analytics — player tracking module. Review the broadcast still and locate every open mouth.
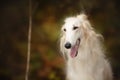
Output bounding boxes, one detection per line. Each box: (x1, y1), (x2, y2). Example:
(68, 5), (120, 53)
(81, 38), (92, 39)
(70, 38), (80, 58)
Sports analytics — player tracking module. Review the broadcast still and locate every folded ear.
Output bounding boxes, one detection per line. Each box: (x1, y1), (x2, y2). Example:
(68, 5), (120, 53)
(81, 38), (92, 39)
(77, 13), (93, 30)
(77, 13), (87, 21)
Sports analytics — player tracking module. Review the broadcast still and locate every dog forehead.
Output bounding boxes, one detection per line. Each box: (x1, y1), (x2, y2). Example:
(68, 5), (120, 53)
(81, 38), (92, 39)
(63, 17), (81, 29)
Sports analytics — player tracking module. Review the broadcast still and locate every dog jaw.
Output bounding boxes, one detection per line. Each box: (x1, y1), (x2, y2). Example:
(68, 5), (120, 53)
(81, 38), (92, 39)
(70, 38), (80, 58)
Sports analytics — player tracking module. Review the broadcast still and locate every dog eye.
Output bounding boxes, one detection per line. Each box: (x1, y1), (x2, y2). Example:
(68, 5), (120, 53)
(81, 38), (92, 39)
(63, 28), (66, 32)
(73, 26), (78, 30)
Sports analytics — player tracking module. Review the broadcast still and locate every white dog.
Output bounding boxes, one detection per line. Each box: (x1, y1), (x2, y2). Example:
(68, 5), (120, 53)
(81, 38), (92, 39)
(60, 13), (112, 80)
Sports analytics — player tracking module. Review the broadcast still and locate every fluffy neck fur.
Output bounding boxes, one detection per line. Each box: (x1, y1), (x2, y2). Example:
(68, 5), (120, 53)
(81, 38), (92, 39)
(65, 32), (112, 80)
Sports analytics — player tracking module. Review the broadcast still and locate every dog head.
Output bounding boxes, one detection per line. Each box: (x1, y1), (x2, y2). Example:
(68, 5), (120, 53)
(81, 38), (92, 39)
(60, 14), (93, 59)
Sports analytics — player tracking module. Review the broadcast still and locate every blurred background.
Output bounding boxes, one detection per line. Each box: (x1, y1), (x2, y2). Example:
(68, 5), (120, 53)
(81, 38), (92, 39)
(0, 0), (120, 80)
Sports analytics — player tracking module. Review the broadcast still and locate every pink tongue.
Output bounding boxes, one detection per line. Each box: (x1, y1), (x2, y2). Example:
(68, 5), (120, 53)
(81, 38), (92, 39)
(70, 40), (79, 58)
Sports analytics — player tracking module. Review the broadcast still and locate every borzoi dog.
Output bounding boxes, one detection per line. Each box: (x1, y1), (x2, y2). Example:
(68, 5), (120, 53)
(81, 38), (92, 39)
(60, 14), (112, 80)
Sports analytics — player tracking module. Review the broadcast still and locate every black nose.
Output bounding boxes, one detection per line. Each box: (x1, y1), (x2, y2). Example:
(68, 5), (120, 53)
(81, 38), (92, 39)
(65, 42), (71, 49)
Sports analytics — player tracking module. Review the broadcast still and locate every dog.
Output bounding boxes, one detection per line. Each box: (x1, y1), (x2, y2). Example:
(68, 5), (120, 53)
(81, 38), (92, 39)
(60, 13), (112, 80)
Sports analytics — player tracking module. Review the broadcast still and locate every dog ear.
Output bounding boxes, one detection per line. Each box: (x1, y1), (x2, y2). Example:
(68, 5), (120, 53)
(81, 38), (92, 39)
(77, 13), (87, 21)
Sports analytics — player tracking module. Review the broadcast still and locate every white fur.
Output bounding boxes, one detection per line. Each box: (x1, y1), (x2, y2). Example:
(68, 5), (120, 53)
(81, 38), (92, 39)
(60, 14), (112, 80)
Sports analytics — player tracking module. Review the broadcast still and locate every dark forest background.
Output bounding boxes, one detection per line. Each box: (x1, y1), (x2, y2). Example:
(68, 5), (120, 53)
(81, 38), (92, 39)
(0, 0), (120, 80)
